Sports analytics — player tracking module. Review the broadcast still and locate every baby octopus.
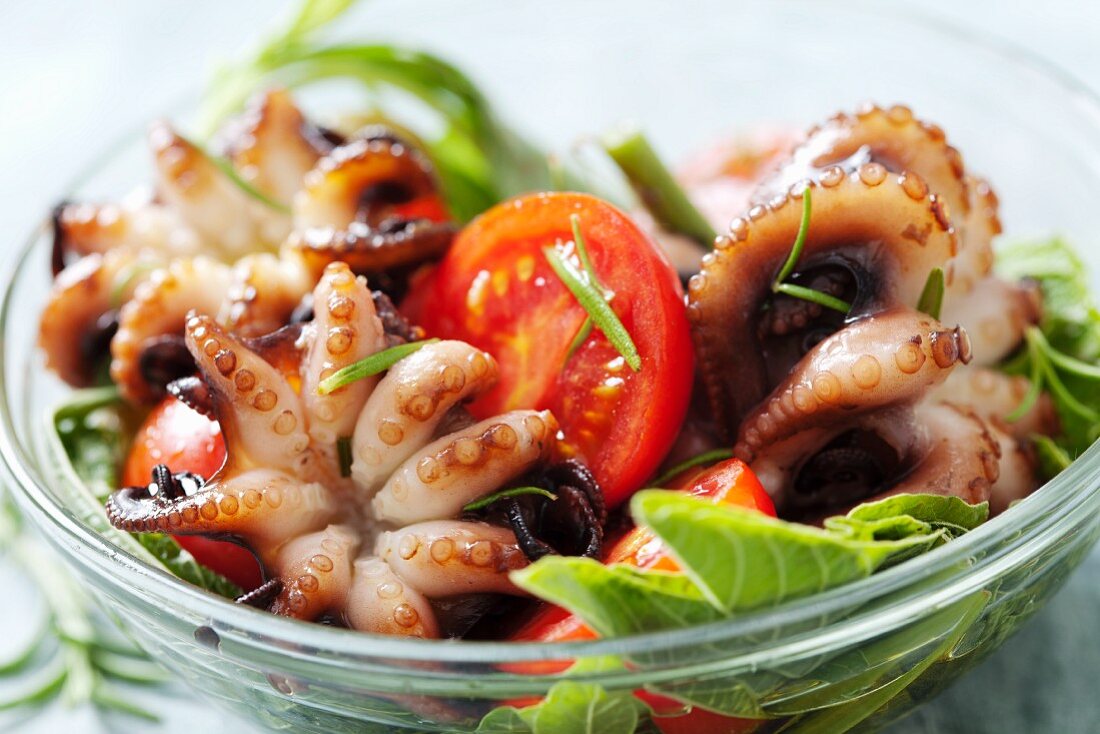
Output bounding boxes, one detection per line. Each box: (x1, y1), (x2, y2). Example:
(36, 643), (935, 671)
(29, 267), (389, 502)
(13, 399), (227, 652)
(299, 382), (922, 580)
(105, 263), (573, 636)
(692, 105), (1046, 517)
(40, 89), (454, 400)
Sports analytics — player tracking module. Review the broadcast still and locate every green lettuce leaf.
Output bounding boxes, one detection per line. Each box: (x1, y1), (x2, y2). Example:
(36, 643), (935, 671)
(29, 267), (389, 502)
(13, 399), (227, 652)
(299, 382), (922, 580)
(827, 494), (989, 542)
(477, 661), (646, 734)
(628, 491), (947, 613)
(51, 389), (241, 599)
(996, 237), (1100, 459)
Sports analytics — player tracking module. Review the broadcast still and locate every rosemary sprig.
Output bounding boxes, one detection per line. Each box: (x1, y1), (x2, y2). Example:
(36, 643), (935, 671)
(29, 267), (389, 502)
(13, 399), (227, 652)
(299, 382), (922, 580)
(544, 220), (641, 372)
(463, 487), (558, 512)
(316, 339), (438, 395)
(563, 214), (607, 365)
(771, 188), (852, 315)
(916, 267), (946, 320)
(602, 127), (717, 247)
(651, 448), (735, 487)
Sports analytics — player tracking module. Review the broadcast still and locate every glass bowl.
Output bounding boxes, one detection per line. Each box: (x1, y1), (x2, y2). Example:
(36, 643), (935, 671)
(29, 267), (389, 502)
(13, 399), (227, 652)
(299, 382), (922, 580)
(5, 1), (1100, 732)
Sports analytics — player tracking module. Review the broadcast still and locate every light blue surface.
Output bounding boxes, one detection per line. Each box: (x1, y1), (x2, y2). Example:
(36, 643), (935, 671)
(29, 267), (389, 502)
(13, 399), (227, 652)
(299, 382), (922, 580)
(1, 1), (1098, 731)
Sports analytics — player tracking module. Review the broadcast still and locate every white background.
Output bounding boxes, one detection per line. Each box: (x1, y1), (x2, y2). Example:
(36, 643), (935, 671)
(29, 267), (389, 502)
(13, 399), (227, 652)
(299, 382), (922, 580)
(1, 1), (1098, 732)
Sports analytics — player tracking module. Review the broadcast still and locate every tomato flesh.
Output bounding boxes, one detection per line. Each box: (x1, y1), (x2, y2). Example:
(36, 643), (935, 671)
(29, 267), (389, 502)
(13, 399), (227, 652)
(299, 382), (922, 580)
(122, 398), (263, 591)
(403, 192), (693, 507)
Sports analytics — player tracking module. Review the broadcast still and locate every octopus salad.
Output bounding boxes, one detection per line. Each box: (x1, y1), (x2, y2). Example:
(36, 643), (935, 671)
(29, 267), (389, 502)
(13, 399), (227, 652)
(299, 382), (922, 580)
(33, 21), (1100, 732)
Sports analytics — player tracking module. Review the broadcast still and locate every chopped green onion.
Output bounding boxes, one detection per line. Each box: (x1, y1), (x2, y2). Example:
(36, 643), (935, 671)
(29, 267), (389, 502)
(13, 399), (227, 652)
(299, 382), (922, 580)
(651, 448), (735, 487)
(773, 189), (813, 287)
(179, 134), (291, 214)
(602, 127), (717, 247)
(463, 486), (557, 512)
(336, 436), (353, 477)
(543, 246), (641, 371)
(770, 188), (852, 315)
(916, 267), (946, 320)
(773, 283), (852, 314)
(316, 339), (438, 395)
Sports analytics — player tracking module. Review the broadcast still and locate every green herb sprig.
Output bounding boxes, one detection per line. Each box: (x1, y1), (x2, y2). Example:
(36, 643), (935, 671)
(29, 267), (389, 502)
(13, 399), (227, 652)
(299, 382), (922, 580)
(771, 189), (852, 314)
(602, 127), (716, 247)
(463, 487), (558, 512)
(1007, 326), (1100, 423)
(316, 339), (438, 395)
(546, 218), (642, 372)
(563, 214), (607, 365)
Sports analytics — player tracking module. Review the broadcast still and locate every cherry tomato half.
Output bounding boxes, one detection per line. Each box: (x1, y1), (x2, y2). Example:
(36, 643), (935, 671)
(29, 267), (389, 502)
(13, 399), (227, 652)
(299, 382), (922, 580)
(403, 192), (694, 508)
(504, 459), (774, 734)
(122, 397), (263, 591)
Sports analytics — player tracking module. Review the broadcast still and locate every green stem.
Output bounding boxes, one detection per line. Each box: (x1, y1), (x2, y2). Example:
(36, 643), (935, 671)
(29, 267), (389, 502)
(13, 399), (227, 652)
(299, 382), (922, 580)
(773, 283), (852, 314)
(603, 128), (716, 247)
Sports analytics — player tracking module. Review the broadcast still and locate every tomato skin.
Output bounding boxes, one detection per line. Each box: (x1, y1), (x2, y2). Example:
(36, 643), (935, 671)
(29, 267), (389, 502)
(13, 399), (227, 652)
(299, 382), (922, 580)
(122, 398), (263, 591)
(503, 460), (772, 732)
(404, 192), (693, 508)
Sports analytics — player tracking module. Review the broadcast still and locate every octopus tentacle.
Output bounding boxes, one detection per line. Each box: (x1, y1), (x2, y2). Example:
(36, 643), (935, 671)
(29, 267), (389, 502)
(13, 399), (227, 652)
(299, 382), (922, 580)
(224, 89), (326, 205)
(301, 263), (387, 446)
(53, 195), (200, 259)
(150, 122), (288, 255)
(879, 402), (1000, 505)
(39, 247), (163, 386)
(110, 256), (234, 402)
(219, 251), (316, 337)
(752, 104), (999, 293)
(930, 367), (1058, 438)
(689, 174), (958, 438)
(289, 218), (455, 275)
(351, 341), (499, 493)
(376, 521), (528, 598)
(939, 275), (1041, 365)
(734, 308), (971, 463)
(293, 137), (440, 229)
(345, 557), (439, 637)
(372, 410), (558, 526)
(105, 468), (336, 558)
(268, 525), (359, 620)
(183, 313), (310, 474)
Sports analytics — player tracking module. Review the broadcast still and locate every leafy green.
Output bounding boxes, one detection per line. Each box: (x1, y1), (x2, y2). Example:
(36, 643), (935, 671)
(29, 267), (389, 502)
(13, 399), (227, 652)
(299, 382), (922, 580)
(996, 237), (1100, 459)
(630, 491), (949, 613)
(516, 491), (985, 635)
(201, 0), (553, 222)
(51, 389), (241, 598)
(826, 494), (988, 542)
(513, 560), (724, 637)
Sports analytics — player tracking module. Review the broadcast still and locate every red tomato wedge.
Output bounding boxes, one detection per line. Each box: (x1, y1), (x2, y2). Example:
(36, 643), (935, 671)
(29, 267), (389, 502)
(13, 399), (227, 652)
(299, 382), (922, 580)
(122, 397), (263, 591)
(503, 459), (774, 733)
(403, 192), (694, 507)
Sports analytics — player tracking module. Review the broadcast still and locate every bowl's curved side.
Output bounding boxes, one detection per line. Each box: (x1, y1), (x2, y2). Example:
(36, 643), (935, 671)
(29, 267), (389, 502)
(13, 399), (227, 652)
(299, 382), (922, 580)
(5, 0), (1100, 731)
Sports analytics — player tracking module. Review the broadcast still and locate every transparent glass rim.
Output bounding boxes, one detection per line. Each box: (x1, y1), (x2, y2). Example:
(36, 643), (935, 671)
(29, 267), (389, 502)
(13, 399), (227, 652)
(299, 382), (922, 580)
(3, 0), (1100, 676)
